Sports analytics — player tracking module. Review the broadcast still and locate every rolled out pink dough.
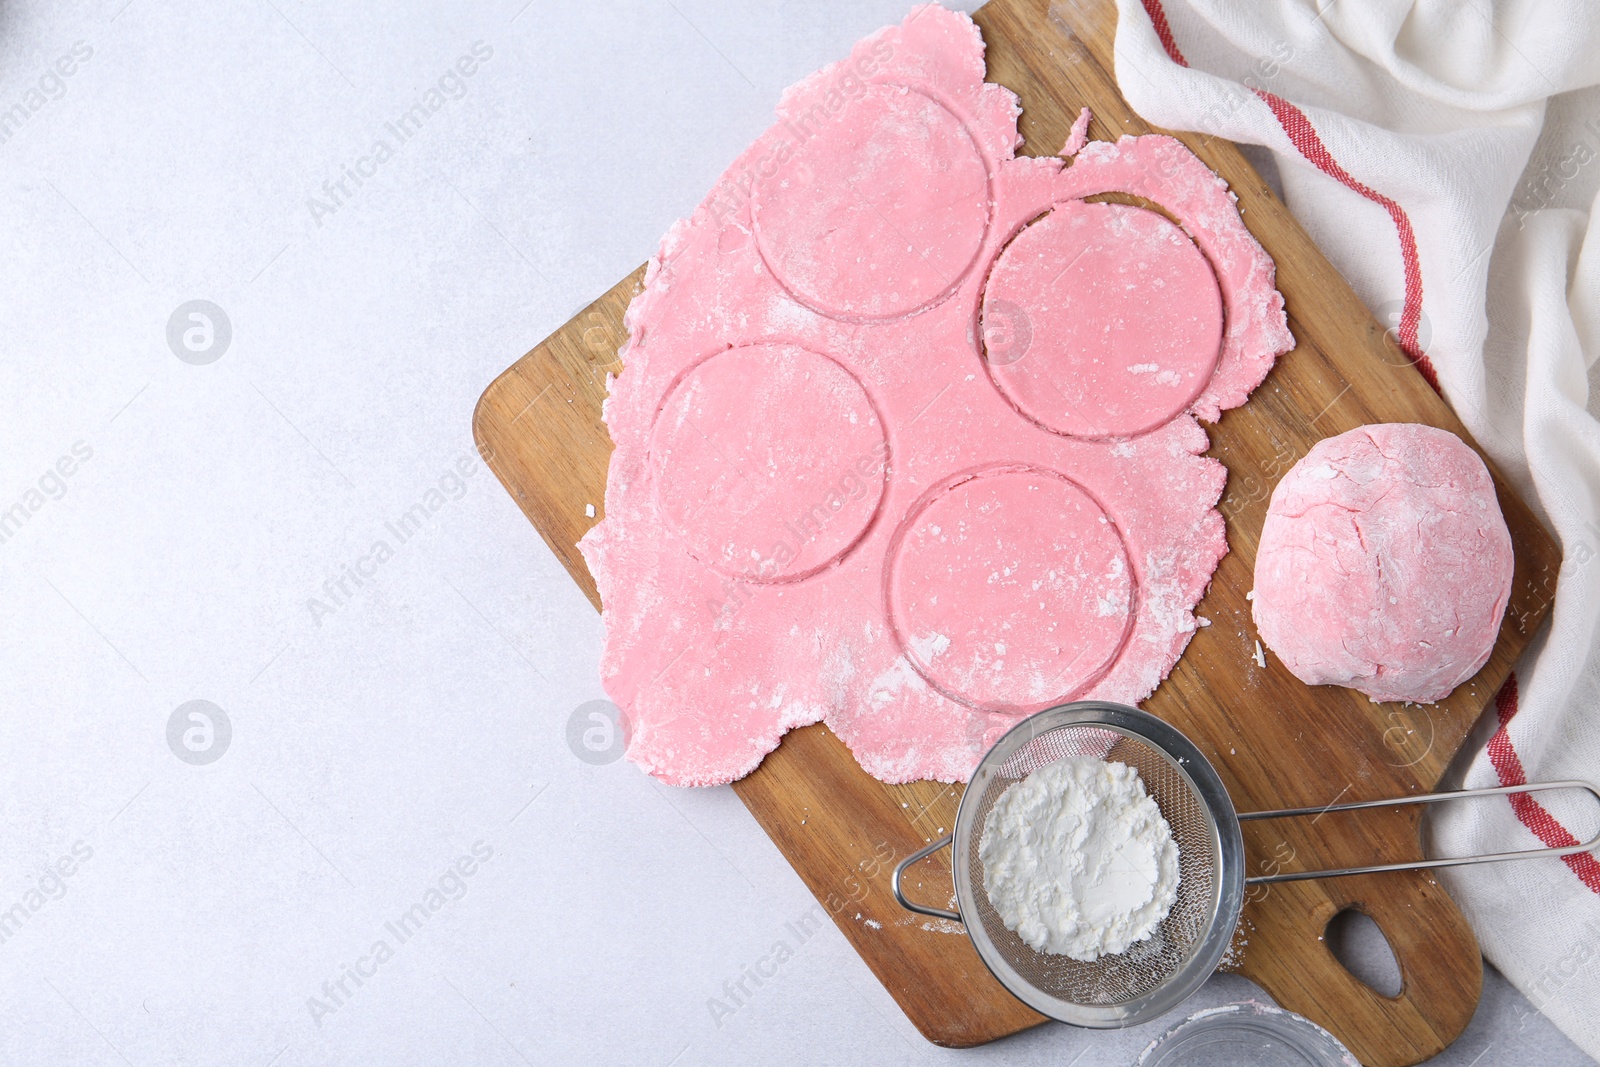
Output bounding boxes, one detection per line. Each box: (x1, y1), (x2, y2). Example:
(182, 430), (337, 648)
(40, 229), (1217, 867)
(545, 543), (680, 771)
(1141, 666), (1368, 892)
(580, 5), (1293, 786)
(1252, 424), (1514, 704)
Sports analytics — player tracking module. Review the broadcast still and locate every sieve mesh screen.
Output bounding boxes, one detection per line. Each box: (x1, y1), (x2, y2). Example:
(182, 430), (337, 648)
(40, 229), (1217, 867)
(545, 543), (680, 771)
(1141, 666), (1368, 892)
(965, 724), (1219, 1007)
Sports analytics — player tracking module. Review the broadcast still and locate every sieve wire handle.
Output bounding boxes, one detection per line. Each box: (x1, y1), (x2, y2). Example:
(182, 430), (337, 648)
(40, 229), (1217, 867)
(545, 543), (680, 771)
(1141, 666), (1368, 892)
(1239, 779), (1600, 885)
(891, 834), (962, 922)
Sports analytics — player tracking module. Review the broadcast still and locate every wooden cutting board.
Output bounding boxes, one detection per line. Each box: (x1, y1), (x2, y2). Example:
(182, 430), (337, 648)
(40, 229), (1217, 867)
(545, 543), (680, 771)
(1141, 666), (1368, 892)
(472, 0), (1560, 1062)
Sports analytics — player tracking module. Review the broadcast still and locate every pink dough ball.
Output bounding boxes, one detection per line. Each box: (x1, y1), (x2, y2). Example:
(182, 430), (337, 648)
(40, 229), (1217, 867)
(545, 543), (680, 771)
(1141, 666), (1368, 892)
(1252, 423), (1513, 704)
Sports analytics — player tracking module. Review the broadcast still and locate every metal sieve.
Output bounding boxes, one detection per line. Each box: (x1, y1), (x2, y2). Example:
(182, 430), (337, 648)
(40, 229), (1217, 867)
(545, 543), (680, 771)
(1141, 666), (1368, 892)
(892, 701), (1600, 1028)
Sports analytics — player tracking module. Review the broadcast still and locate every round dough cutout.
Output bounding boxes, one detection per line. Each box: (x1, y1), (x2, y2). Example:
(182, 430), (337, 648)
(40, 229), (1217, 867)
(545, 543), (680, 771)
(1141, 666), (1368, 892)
(752, 84), (990, 322)
(650, 345), (887, 582)
(981, 200), (1223, 438)
(887, 466), (1135, 711)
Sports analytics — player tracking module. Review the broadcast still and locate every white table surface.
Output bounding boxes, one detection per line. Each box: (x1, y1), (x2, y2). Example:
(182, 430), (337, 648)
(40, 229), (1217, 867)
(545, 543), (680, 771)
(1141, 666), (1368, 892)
(1, 0), (1592, 1063)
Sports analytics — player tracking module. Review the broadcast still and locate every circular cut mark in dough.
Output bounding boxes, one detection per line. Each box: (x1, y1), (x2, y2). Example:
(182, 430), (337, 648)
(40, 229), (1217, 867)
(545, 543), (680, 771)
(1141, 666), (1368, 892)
(650, 344), (888, 583)
(886, 466), (1135, 712)
(981, 200), (1223, 438)
(751, 84), (991, 322)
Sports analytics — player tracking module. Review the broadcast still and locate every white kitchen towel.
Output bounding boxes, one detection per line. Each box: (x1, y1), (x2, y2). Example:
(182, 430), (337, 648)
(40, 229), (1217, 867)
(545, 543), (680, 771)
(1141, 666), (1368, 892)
(1108, 0), (1600, 1056)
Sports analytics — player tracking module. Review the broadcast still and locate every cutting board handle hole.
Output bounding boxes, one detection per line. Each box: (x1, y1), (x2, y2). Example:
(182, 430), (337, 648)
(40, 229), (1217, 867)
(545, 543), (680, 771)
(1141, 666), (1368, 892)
(1325, 907), (1403, 998)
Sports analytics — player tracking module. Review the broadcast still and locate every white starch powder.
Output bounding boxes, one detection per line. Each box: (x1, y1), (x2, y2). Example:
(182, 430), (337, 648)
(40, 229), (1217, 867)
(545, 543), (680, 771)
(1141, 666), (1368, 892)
(979, 757), (1179, 961)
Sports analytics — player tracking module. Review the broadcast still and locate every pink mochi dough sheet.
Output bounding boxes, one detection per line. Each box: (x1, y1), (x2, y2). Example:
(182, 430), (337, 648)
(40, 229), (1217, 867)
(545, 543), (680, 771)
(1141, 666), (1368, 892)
(1252, 424), (1515, 704)
(578, 4), (1294, 787)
